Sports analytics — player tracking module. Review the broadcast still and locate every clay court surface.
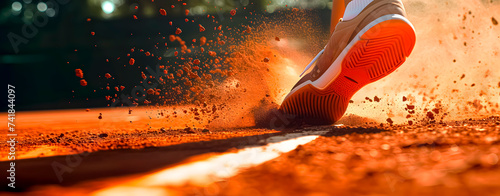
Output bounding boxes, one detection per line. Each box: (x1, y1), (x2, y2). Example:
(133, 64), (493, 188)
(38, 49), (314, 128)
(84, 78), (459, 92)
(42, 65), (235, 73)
(1, 108), (499, 195)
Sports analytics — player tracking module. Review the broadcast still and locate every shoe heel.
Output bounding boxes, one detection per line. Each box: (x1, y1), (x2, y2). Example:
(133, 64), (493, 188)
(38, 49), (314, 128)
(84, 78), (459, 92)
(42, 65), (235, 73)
(342, 19), (416, 86)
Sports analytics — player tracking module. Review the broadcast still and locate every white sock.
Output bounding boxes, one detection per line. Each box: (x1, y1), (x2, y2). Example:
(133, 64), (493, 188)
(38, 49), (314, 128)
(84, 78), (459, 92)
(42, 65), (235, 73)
(342, 0), (374, 21)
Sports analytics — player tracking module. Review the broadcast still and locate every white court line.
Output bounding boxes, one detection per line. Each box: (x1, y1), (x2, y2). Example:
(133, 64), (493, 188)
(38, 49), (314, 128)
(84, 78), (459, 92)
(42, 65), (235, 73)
(93, 130), (329, 196)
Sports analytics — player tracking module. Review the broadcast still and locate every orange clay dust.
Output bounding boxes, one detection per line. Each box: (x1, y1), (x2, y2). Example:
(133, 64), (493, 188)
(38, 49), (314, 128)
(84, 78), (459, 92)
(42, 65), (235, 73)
(342, 0), (500, 125)
(72, 0), (500, 132)
(82, 7), (327, 130)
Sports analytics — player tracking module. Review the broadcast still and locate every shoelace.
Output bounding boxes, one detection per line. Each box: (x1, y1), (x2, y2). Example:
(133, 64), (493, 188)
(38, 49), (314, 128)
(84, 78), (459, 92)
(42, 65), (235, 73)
(299, 48), (325, 77)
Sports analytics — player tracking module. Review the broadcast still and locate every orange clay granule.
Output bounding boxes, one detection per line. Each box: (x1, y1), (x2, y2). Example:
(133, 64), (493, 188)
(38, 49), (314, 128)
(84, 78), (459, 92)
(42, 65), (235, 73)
(80, 79), (87, 86)
(75, 69), (84, 78)
(208, 51), (217, 57)
(176, 28), (182, 34)
(200, 36), (207, 45)
(159, 9), (167, 16)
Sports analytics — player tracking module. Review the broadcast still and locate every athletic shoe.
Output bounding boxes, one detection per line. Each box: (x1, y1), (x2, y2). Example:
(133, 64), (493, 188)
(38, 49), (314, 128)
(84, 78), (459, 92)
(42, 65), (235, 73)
(279, 0), (416, 125)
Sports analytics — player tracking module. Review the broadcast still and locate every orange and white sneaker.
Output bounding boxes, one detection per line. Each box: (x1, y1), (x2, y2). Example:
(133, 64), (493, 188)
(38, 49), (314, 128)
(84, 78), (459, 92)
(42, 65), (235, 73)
(279, 0), (416, 125)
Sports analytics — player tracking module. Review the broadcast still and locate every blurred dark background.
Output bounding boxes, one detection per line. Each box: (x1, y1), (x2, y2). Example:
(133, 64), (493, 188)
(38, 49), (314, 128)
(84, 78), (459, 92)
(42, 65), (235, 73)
(0, 0), (332, 111)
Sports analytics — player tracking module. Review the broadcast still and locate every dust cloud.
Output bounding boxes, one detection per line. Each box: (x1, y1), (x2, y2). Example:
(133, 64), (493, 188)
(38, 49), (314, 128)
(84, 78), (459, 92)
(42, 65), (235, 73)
(347, 0), (500, 124)
(204, 10), (326, 128)
(162, 0), (500, 128)
(225, 0), (500, 127)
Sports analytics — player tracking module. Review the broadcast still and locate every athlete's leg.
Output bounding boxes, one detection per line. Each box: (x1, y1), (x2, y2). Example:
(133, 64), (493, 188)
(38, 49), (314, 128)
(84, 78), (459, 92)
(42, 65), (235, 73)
(330, 0), (346, 34)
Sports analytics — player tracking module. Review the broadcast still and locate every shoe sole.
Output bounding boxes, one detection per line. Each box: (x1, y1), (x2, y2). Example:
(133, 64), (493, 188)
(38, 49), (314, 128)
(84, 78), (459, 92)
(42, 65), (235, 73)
(280, 14), (416, 125)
